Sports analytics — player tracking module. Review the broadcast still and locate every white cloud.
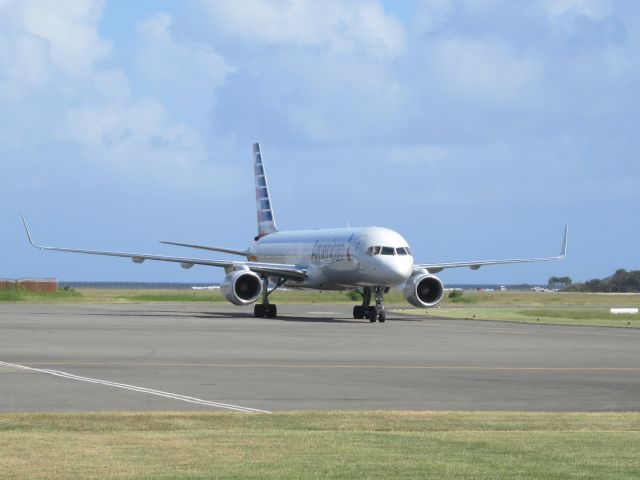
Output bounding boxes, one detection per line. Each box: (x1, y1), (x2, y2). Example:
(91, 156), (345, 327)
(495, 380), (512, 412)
(91, 69), (131, 104)
(427, 38), (540, 102)
(57, 97), (214, 187)
(542, 0), (611, 19)
(0, 0), (111, 75)
(134, 12), (234, 118)
(0, 0), (111, 101)
(0, 3), (236, 191)
(413, 0), (454, 34)
(0, 31), (51, 98)
(385, 145), (451, 166)
(197, 0), (406, 58)
(187, 1), (410, 144)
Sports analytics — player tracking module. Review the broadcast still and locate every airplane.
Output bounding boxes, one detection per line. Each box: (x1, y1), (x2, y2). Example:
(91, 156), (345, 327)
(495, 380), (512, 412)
(22, 143), (568, 323)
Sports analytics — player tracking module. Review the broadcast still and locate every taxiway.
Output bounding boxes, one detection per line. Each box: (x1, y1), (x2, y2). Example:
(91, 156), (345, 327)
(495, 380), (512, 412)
(1, 303), (639, 412)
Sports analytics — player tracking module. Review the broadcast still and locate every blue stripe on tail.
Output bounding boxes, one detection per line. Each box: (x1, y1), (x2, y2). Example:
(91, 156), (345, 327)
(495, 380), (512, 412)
(253, 143), (278, 239)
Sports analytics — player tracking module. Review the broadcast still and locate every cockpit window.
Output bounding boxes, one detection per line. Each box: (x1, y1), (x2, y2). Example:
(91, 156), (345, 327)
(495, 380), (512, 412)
(369, 246), (406, 255)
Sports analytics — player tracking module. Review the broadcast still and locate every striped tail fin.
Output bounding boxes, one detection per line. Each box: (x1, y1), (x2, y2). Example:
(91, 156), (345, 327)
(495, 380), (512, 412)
(253, 142), (278, 239)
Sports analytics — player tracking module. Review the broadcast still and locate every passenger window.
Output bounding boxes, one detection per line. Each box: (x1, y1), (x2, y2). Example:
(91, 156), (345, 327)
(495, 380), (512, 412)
(381, 247), (395, 255)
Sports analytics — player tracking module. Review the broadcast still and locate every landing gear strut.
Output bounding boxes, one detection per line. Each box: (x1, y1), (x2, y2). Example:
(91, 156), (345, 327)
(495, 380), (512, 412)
(352, 287), (370, 320)
(254, 277), (285, 319)
(353, 287), (387, 322)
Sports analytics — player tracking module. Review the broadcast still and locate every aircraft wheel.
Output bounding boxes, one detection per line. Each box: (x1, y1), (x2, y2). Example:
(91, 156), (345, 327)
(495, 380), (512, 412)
(353, 306), (364, 319)
(378, 310), (386, 323)
(367, 307), (377, 323)
(267, 304), (278, 319)
(254, 304), (265, 318)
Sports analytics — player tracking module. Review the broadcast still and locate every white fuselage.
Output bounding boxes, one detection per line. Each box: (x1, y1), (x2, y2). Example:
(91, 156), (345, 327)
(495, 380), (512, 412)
(248, 226), (414, 289)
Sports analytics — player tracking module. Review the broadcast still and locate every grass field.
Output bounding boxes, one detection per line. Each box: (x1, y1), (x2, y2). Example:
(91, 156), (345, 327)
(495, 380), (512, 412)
(1, 411), (639, 480)
(420, 306), (640, 328)
(2, 287), (639, 327)
(407, 291), (640, 328)
(2, 287), (638, 306)
(0, 286), (364, 304)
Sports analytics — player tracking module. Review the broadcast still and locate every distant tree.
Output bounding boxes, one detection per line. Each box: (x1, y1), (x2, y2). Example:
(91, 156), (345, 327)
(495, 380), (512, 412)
(609, 269), (640, 292)
(548, 276), (572, 289)
(566, 269), (640, 293)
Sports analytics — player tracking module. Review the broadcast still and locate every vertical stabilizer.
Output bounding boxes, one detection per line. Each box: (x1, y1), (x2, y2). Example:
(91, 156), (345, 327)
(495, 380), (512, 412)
(253, 143), (278, 239)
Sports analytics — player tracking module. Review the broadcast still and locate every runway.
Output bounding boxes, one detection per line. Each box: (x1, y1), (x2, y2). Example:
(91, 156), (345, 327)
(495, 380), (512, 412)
(1, 303), (639, 412)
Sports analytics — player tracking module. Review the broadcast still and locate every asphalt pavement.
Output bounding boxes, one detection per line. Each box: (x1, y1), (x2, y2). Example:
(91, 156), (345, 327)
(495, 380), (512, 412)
(1, 303), (639, 412)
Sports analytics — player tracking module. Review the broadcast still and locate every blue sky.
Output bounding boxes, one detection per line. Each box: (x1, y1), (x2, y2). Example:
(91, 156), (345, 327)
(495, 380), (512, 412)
(1, 0), (638, 284)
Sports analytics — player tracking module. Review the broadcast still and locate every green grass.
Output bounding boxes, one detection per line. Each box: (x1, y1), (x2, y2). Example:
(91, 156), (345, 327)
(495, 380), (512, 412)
(521, 308), (640, 322)
(3, 287), (639, 327)
(2, 287), (638, 308)
(417, 307), (640, 328)
(123, 293), (227, 303)
(1, 411), (638, 479)
(0, 285), (82, 302)
(438, 291), (640, 308)
(390, 291), (640, 328)
(0, 287), (406, 305)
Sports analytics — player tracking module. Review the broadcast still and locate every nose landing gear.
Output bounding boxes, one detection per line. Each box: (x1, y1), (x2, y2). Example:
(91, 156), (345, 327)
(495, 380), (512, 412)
(353, 286), (387, 322)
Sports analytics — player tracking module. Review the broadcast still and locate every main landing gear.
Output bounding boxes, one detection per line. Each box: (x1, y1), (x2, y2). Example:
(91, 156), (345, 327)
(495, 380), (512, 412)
(353, 287), (387, 323)
(254, 303), (277, 319)
(254, 276), (285, 319)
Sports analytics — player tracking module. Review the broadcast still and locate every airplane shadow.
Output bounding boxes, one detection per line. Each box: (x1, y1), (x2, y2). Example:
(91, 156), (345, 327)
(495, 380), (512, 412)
(189, 310), (374, 324)
(70, 309), (428, 324)
(266, 315), (365, 324)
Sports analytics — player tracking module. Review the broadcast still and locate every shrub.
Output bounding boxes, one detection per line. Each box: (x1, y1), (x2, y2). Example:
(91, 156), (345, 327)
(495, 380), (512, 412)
(346, 290), (363, 301)
(448, 289), (463, 300)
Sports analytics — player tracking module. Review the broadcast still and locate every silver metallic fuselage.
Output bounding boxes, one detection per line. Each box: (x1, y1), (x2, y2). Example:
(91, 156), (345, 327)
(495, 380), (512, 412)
(248, 226), (414, 289)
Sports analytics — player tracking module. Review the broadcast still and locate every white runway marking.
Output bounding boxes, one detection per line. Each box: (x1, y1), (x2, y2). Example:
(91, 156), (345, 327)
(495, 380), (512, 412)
(0, 360), (270, 414)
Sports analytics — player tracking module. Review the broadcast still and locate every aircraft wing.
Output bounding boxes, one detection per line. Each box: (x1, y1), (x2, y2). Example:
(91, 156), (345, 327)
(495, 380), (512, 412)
(159, 240), (249, 257)
(22, 217), (307, 281)
(414, 226), (568, 274)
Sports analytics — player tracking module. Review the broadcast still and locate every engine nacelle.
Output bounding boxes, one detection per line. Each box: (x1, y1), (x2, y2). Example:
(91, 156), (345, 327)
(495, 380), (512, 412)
(221, 270), (263, 306)
(403, 273), (445, 308)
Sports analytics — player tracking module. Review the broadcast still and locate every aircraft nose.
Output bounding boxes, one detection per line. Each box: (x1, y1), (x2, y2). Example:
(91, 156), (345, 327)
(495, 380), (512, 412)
(379, 257), (412, 284)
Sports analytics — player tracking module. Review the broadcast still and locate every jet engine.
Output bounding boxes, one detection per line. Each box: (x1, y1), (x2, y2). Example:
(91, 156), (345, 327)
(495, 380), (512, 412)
(403, 273), (445, 308)
(221, 270), (263, 305)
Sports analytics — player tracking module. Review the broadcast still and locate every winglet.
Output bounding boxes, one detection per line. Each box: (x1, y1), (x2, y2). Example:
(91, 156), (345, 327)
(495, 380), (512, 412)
(559, 225), (568, 260)
(21, 214), (39, 249)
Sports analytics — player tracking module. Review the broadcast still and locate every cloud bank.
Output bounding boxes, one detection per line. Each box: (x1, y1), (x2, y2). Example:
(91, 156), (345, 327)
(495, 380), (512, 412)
(1, 0), (638, 282)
